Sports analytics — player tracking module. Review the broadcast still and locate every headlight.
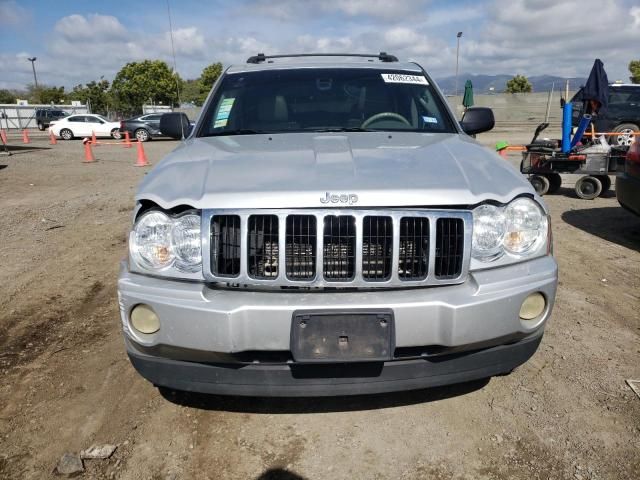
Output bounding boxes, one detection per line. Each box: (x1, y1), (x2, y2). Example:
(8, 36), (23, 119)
(172, 214), (202, 272)
(129, 210), (202, 278)
(130, 211), (175, 270)
(472, 204), (506, 261)
(503, 198), (547, 255)
(472, 197), (548, 269)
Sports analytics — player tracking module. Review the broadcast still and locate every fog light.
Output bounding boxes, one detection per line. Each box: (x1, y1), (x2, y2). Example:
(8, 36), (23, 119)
(519, 293), (546, 321)
(130, 304), (160, 334)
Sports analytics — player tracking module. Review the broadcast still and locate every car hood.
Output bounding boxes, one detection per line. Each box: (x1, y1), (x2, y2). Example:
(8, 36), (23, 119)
(136, 132), (534, 209)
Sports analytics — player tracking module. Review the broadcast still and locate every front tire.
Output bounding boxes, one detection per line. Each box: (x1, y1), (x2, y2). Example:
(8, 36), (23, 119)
(111, 128), (121, 140)
(37, 122), (45, 131)
(610, 123), (638, 147)
(135, 128), (150, 142)
(529, 174), (550, 195)
(575, 175), (602, 200)
(545, 173), (562, 194)
(60, 129), (73, 141)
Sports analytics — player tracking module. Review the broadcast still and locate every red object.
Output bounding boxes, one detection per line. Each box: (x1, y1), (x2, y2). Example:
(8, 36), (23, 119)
(91, 130), (97, 145)
(83, 140), (95, 163)
(498, 149), (508, 159)
(123, 130), (132, 148)
(0, 129), (7, 144)
(135, 140), (150, 167)
(627, 140), (640, 164)
(22, 129), (30, 144)
(49, 131), (57, 145)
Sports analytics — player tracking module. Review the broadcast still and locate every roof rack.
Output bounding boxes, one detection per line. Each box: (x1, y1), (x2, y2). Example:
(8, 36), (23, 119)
(246, 52), (398, 64)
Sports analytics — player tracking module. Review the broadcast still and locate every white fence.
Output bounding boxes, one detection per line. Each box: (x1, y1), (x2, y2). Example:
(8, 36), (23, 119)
(0, 104), (89, 130)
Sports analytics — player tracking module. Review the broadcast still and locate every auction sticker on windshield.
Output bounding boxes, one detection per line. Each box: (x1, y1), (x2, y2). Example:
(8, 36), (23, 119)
(381, 73), (429, 85)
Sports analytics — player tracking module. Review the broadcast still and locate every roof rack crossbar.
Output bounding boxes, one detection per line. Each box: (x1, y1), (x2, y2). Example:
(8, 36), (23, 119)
(246, 52), (398, 64)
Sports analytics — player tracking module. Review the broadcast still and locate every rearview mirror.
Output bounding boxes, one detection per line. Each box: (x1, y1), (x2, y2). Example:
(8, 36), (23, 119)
(460, 107), (495, 135)
(160, 112), (192, 139)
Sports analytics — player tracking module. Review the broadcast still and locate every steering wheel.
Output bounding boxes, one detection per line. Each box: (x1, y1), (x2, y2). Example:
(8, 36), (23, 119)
(361, 112), (411, 129)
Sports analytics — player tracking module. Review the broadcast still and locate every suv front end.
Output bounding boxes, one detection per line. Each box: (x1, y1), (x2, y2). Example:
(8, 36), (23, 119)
(118, 53), (558, 396)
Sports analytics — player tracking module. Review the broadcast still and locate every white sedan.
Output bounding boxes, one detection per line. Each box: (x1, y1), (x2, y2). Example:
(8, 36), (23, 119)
(49, 114), (121, 140)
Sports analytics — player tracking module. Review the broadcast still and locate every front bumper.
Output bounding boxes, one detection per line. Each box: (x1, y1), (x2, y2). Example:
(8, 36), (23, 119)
(118, 255), (557, 395)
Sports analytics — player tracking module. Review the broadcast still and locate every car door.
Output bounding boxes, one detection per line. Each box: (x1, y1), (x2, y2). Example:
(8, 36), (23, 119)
(67, 116), (90, 136)
(85, 115), (109, 136)
(144, 114), (163, 135)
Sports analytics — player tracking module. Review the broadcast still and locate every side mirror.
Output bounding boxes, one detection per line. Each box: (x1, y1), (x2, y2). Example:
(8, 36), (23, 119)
(460, 107), (495, 135)
(160, 112), (192, 139)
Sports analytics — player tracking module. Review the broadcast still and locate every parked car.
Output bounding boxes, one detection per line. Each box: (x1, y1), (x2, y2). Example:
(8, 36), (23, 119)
(571, 84), (640, 146)
(616, 140), (640, 216)
(120, 113), (165, 142)
(35, 108), (68, 131)
(119, 52), (558, 397)
(49, 114), (121, 140)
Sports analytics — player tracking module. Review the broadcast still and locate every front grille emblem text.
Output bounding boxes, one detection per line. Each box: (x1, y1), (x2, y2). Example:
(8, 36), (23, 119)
(320, 192), (359, 205)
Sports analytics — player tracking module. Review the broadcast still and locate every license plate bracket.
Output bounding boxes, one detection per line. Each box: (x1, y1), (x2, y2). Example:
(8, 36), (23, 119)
(290, 309), (394, 363)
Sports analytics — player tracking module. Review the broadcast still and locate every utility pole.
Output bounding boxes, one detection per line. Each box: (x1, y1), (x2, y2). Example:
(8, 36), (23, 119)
(455, 32), (463, 97)
(27, 57), (38, 89)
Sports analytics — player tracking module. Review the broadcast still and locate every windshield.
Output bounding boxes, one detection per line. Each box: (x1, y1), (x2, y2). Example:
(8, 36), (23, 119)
(199, 68), (456, 136)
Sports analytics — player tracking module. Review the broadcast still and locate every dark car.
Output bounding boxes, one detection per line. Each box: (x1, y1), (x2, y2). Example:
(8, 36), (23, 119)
(119, 113), (166, 142)
(571, 84), (640, 146)
(616, 140), (640, 216)
(35, 108), (68, 131)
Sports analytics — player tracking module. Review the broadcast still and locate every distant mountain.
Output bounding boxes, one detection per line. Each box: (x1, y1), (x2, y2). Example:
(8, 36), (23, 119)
(435, 73), (588, 95)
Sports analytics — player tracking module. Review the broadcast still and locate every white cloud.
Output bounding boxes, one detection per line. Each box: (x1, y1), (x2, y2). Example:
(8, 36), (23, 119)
(0, 0), (30, 26)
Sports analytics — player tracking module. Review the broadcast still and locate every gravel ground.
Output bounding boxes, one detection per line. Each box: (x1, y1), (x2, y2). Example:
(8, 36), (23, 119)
(0, 133), (638, 480)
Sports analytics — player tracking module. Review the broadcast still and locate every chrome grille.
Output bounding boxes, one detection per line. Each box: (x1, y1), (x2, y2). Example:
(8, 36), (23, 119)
(204, 209), (471, 287)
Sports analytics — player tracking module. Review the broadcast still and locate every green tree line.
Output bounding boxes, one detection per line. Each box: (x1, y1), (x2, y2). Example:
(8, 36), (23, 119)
(0, 60), (224, 116)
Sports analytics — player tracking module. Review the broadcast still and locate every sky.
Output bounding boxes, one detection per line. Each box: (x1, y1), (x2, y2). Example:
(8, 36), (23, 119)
(1, 0), (639, 91)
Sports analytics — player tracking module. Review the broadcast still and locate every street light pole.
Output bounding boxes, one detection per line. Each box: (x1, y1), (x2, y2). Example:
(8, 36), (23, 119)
(27, 57), (38, 89)
(455, 32), (462, 97)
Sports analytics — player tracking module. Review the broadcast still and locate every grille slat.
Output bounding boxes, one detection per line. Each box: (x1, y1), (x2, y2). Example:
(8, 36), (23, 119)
(435, 218), (464, 279)
(286, 215), (317, 280)
(362, 216), (393, 280)
(211, 215), (241, 277)
(398, 217), (429, 280)
(208, 210), (467, 286)
(248, 215), (279, 279)
(323, 215), (356, 281)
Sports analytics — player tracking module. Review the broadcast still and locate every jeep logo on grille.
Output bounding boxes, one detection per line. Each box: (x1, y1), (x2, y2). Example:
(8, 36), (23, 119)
(320, 192), (358, 205)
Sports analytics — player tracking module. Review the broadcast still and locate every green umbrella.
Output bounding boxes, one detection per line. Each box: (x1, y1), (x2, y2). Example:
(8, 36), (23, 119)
(462, 80), (474, 108)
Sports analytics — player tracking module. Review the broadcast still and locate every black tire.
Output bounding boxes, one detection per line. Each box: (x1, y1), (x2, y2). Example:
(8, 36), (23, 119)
(610, 123), (638, 147)
(60, 128), (74, 141)
(529, 175), (550, 195)
(575, 176), (602, 200)
(135, 128), (150, 142)
(111, 128), (121, 140)
(595, 175), (611, 194)
(545, 173), (562, 194)
(37, 122), (45, 131)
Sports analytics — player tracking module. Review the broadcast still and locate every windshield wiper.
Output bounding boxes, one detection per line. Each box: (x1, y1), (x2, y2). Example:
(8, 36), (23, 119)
(203, 129), (267, 137)
(304, 127), (376, 132)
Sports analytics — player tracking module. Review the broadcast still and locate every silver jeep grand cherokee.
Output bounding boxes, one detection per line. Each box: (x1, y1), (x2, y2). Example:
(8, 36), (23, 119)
(118, 53), (558, 396)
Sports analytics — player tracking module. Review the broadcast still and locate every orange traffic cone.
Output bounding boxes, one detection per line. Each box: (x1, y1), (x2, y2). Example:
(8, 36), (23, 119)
(135, 140), (150, 167)
(0, 129), (7, 144)
(49, 130), (58, 145)
(91, 130), (97, 145)
(22, 129), (30, 144)
(123, 130), (132, 148)
(83, 138), (95, 163)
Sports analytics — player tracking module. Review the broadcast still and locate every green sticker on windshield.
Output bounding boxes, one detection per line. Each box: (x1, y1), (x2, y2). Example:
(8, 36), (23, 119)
(214, 98), (235, 128)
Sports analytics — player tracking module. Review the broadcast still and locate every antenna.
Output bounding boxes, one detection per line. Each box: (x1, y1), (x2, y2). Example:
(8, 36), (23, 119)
(166, 0), (185, 139)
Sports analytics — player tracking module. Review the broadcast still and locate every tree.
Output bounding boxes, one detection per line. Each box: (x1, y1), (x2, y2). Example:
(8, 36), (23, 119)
(25, 84), (65, 104)
(505, 75), (532, 93)
(67, 79), (111, 114)
(0, 89), (16, 104)
(110, 60), (182, 114)
(181, 62), (224, 106)
(629, 60), (640, 84)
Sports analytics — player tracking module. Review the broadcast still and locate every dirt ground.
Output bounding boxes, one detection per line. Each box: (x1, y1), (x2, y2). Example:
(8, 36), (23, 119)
(0, 133), (638, 480)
